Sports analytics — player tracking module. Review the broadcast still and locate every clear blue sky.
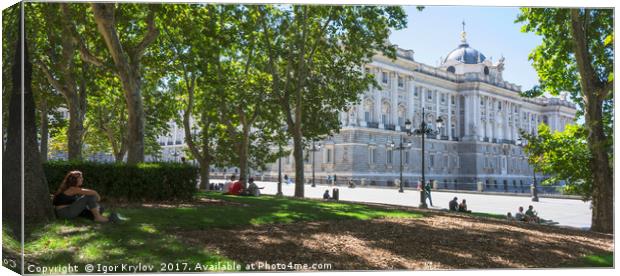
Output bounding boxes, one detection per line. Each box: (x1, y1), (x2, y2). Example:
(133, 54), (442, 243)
(389, 6), (542, 91)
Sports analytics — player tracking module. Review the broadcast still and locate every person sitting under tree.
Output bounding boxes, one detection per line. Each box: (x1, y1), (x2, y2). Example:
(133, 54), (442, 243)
(225, 176), (244, 196)
(449, 197), (459, 211)
(458, 199), (471, 213)
(323, 190), (331, 200)
(223, 175), (236, 193)
(245, 178), (264, 197)
(525, 205), (541, 223)
(515, 206), (527, 222)
(52, 170), (120, 223)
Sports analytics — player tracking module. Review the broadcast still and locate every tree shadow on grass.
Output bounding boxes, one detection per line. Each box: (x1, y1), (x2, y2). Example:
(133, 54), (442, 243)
(176, 211), (613, 270)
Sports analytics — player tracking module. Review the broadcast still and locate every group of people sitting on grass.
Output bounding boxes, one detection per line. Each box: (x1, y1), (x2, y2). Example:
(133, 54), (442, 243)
(222, 175), (264, 196)
(448, 197), (471, 213)
(507, 205), (541, 223)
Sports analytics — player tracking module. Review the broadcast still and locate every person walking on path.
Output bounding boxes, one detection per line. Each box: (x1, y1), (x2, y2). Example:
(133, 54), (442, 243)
(424, 181), (433, 207)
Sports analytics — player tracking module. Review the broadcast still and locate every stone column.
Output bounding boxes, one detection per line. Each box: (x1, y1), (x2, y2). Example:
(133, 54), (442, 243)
(391, 73), (399, 127)
(463, 94), (470, 137)
(358, 99), (365, 126)
(408, 78), (415, 122)
(375, 84), (382, 127)
(447, 97), (452, 139)
(436, 90), (441, 137)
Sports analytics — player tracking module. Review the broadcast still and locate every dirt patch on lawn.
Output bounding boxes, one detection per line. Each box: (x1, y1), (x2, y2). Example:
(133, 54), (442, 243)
(104, 197), (250, 209)
(177, 213), (613, 270)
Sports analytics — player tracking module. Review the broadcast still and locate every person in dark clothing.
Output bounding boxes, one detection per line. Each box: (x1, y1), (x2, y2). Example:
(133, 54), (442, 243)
(323, 190), (331, 200)
(449, 197), (458, 211)
(53, 171), (119, 223)
(424, 181), (433, 206)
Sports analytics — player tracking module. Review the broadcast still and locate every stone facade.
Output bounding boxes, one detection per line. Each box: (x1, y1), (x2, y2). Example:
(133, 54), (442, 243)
(265, 32), (577, 191)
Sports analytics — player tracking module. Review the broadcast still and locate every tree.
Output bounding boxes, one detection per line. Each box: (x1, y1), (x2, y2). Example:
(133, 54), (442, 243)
(521, 124), (593, 198)
(84, 75), (129, 162)
(3, 4), (55, 234)
(65, 3), (160, 164)
(28, 3), (92, 161)
(159, 4), (224, 187)
(517, 8), (613, 233)
(214, 6), (280, 186)
(257, 5), (407, 197)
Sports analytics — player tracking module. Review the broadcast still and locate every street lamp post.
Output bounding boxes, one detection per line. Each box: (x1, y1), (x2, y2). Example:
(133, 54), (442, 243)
(309, 141), (322, 188)
(412, 108), (443, 209)
(516, 136), (539, 202)
(388, 120), (413, 193)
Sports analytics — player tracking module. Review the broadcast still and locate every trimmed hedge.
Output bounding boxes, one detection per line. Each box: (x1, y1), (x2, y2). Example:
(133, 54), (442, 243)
(44, 161), (198, 201)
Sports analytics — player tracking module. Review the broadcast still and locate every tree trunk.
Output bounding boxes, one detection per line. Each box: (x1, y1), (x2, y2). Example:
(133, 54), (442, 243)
(114, 151), (126, 162)
(3, 8), (55, 235)
(123, 81), (145, 164)
(238, 126), (250, 188)
(39, 97), (49, 162)
(92, 3), (154, 164)
(585, 98), (613, 233)
(570, 9), (613, 233)
(292, 126), (305, 198)
(199, 159), (210, 190)
(67, 99), (84, 161)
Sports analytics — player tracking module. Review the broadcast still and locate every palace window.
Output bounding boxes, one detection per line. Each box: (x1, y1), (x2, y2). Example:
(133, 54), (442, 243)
(430, 155), (435, 167)
(382, 72), (389, 84)
(414, 86), (420, 97)
(441, 93), (446, 103)
(427, 90), (433, 100)
(326, 148), (332, 163)
(398, 105), (406, 126)
(369, 147), (377, 164)
(405, 151), (410, 164)
(398, 76), (404, 88)
(498, 102), (502, 110)
(382, 102), (391, 125)
(386, 149), (393, 164)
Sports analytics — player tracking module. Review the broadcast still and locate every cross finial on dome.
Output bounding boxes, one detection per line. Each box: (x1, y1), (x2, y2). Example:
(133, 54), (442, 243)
(460, 20), (467, 43)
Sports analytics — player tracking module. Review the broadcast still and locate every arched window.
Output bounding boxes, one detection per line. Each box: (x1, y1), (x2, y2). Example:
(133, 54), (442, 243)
(364, 99), (374, 122)
(382, 101), (391, 125)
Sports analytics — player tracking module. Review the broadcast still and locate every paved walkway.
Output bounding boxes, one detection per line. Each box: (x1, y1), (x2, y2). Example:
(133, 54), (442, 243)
(212, 179), (592, 229)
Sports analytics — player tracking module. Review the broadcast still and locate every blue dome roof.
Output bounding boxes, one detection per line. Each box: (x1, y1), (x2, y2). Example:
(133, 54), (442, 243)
(444, 42), (486, 64)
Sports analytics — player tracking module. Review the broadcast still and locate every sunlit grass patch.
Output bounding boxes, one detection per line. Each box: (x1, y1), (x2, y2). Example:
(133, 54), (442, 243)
(21, 191), (424, 272)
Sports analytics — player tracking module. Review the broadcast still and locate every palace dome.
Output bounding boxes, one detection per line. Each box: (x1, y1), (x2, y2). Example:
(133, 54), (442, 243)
(443, 28), (486, 65)
(444, 42), (486, 64)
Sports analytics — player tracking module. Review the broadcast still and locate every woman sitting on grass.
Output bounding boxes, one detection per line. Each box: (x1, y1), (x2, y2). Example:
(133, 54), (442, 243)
(52, 170), (117, 223)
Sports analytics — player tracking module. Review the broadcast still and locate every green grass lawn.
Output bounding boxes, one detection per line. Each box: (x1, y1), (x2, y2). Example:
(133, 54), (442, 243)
(568, 253), (614, 267)
(4, 192), (422, 273)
